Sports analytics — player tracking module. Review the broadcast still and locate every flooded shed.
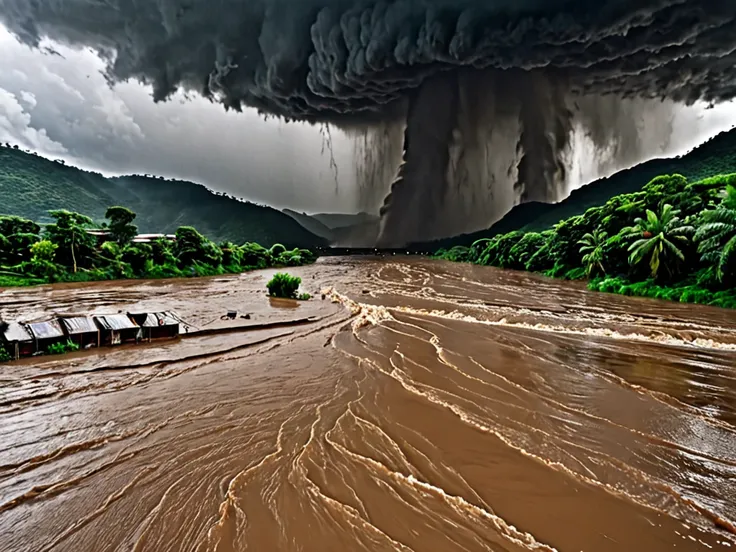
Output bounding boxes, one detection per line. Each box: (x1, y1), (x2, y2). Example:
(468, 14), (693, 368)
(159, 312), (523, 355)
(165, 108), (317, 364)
(26, 319), (65, 352)
(128, 312), (180, 341)
(1, 322), (34, 360)
(94, 315), (140, 346)
(60, 316), (100, 349)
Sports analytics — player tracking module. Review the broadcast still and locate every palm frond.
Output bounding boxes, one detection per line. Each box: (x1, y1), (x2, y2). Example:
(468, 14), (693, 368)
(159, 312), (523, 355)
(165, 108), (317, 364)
(661, 238), (685, 262)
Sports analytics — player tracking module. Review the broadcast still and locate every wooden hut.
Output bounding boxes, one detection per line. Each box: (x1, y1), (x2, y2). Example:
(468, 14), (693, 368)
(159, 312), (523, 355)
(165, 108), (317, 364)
(94, 314), (140, 346)
(59, 316), (100, 349)
(26, 319), (66, 353)
(1, 322), (34, 360)
(127, 312), (180, 341)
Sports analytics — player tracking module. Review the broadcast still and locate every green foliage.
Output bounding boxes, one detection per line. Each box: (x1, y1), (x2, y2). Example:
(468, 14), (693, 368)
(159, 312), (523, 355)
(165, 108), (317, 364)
(578, 229), (608, 277)
(267, 272), (302, 299)
(694, 185), (736, 283)
(105, 206), (138, 246)
(0, 145), (327, 248)
(47, 340), (81, 355)
(624, 204), (693, 281)
(422, 129), (736, 252)
(45, 210), (96, 272)
(436, 172), (736, 309)
(298, 293), (312, 301)
(434, 246), (471, 263)
(29, 240), (59, 279)
(0, 204), (319, 287)
(0, 215), (40, 265)
(0, 345), (10, 362)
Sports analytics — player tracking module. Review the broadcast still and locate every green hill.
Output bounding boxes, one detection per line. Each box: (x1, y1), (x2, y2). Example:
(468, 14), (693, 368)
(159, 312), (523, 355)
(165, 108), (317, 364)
(416, 127), (736, 251)
(0, 145), (327, 248)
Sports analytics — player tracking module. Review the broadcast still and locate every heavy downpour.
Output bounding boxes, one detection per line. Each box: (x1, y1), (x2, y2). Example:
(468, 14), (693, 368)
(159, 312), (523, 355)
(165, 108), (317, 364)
(1, 1), (736, 551)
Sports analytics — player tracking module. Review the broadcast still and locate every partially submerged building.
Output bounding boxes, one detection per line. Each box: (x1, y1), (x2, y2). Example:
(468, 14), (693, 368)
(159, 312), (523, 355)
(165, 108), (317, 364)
(1, 322), (34, 360)
(128, 312), (180, 341)
(94, 314), (140, 345)
(26, 319), (66, 352)
(59, 316), (100, 349)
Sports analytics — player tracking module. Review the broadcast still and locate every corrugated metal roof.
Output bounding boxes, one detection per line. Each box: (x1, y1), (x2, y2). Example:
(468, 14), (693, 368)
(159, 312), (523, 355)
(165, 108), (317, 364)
(27, 319), (64, 340)
(94, 315), (138, 331)
(129, 312), (179, 327)
(60, 316), (98, 335)
(2, 322), (32, 342)
(157, 312), (180, 326)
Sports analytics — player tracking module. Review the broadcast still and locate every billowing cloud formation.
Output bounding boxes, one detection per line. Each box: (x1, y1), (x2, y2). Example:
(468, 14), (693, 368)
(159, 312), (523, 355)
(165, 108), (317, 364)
(1, 0), (734, 121)
(2, 1), (736, 244)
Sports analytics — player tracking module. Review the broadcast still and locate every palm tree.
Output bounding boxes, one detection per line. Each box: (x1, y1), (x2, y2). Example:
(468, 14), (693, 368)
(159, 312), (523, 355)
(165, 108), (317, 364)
(695, 185), (736, 280)
(625, 204), (694, 279)
(578, 229), (607, 277)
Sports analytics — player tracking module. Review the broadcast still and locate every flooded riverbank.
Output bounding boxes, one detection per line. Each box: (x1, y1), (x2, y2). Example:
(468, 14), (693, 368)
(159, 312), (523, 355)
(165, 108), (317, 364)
(1, 258), (735, 551)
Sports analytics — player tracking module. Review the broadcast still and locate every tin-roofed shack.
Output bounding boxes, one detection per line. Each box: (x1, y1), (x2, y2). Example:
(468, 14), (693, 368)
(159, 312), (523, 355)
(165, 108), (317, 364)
(94, 315), (140, 346)
(60, 316), (100, 349)
(26, 319), (65, 352)
(1, 322), (34, 360)
(128, 312), (180, 341)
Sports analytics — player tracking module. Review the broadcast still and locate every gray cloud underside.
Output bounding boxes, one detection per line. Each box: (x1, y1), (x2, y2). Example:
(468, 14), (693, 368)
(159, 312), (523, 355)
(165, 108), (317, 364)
(1, 0), (735, 124)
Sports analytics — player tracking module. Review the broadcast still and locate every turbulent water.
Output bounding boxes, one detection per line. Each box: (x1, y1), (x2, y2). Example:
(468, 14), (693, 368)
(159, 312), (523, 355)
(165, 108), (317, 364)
(1, 257), (736, 552)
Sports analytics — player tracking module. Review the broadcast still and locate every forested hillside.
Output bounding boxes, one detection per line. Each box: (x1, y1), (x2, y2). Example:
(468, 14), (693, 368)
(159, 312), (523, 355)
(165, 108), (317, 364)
(0, 145), (326, 248)
(420, 127), (736, 250)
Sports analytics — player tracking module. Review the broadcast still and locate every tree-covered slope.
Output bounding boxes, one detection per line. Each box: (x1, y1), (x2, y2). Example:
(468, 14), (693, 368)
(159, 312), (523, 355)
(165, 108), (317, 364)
(0, 145), (326, 248)
(418, 127), (736, 251)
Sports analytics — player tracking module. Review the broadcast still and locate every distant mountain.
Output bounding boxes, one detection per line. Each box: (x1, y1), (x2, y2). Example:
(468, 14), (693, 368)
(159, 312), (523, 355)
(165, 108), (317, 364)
(282, 209), (382, 245)
(0, 145), (327, 248)
(312, 212), (379, 230)
(281, 209), (335, 240)
(415, 127), (736, 251)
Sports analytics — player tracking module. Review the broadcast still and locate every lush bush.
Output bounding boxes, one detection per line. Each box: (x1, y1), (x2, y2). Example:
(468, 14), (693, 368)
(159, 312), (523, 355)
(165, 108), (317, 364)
(0, 206), (319, 287)
(267, 272), (302, 299)
(436, 172), (736, 308)
(47, 340), (81, 355)
(0, 346), (11, 362)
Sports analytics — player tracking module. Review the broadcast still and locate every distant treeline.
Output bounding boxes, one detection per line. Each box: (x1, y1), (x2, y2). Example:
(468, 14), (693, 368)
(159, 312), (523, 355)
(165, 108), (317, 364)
(0, 206), (318, 288)
(0, 144), (327, 248)
(436, 173), (736, 309)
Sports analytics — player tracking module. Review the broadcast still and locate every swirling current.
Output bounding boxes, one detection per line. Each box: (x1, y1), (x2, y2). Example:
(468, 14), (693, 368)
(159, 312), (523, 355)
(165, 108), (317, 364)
(1, 257), (736, 551)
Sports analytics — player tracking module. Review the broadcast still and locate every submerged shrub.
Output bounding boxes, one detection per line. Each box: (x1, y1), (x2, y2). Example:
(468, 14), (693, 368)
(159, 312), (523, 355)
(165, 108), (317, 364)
(47, 340), (81, 355)
(267, 272), (301, 299)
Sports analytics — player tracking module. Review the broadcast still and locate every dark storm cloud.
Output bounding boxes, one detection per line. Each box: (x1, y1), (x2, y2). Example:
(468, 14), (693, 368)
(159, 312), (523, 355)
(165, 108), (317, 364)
(1, 0), (735, 125)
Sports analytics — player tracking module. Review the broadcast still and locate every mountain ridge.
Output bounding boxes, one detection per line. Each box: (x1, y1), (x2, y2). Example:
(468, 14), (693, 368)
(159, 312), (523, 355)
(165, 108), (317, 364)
(0, 145), (327, 248)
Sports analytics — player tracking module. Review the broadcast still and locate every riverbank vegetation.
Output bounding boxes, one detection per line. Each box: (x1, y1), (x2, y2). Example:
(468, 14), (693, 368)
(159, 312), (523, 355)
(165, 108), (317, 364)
(0, 144), (326, 248)
(266, 272), (310, 300)
(0, 206), (318, 287)
(435, 174), (736, 309)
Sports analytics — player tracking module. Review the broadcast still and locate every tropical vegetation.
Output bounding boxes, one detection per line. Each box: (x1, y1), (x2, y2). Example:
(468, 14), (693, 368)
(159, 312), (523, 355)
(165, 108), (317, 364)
(421, 127), (736, 251)
(0, 143), (326, 248)
(0, 206), (318, 287)
(266, 272), (307, 300)
(434, 173), (736, 309)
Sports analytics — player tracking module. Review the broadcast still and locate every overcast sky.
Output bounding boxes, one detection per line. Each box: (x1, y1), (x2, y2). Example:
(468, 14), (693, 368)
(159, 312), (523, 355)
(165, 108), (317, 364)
(0, 25), (359, 214)
(2, 23), (736, 215)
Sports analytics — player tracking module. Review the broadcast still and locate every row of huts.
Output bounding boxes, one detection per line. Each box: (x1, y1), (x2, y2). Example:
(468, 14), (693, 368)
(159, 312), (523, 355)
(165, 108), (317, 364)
(1, 312), (181, 360)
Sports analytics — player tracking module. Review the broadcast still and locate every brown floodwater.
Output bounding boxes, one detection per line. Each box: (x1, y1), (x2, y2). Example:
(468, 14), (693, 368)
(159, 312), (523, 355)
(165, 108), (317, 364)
(1, 257), (736, 552)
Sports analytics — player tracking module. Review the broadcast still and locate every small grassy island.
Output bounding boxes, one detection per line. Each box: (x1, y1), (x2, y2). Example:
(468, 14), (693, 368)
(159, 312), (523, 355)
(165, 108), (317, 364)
(0, 206), (318, 288)
(435, 174), (736, 309)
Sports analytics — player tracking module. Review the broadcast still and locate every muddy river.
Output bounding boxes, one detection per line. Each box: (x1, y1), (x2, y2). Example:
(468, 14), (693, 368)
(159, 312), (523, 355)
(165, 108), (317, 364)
(1, 257), (736, 551)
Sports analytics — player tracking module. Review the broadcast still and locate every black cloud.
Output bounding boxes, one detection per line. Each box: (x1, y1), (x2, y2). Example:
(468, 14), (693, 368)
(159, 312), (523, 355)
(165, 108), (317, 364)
(1, 1), (734, 123)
